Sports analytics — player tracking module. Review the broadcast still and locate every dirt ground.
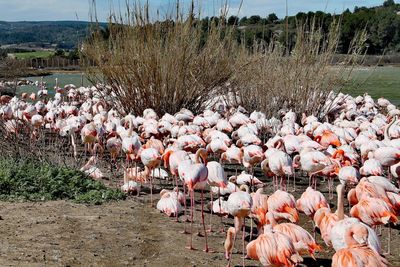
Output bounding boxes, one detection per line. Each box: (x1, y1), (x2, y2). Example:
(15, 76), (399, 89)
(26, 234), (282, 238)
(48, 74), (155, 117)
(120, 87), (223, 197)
(0, 171), (399, 267)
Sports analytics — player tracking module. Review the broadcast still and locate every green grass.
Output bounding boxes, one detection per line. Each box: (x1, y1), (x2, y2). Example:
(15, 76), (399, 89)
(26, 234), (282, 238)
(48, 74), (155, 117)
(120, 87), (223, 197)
(342, 66), (400, 106)
(13, 51), (54, 59)
(0, 158), (126, 204)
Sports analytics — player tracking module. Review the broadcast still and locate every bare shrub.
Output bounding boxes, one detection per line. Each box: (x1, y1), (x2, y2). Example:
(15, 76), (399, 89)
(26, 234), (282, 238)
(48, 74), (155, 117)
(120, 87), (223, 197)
(82, 2), (367, 119)
(82, 1), (242, 116)
(228, 19), (368, 119)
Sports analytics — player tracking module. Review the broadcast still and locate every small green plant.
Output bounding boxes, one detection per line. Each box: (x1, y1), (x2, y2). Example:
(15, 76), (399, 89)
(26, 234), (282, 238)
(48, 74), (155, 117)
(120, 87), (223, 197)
(0, 158), (125, 204)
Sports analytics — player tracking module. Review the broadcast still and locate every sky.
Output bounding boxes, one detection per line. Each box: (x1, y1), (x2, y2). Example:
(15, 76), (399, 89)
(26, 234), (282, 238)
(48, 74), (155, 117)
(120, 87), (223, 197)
(0, 0), (397, 22)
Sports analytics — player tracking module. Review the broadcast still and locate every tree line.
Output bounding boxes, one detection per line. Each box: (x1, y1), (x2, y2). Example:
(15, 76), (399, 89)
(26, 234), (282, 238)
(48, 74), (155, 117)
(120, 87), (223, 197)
(199, 0), (400, 55)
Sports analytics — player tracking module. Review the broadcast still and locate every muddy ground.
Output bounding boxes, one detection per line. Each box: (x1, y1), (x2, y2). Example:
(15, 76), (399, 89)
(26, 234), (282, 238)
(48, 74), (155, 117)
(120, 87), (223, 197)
(0, 166), (399, 267)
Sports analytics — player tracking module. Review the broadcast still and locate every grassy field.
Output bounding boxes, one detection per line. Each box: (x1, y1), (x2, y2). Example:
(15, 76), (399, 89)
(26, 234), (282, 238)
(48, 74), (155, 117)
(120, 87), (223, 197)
(13, 51), (54, 59)
(343, 66), (400, 105)
(16, 66), (400, 106)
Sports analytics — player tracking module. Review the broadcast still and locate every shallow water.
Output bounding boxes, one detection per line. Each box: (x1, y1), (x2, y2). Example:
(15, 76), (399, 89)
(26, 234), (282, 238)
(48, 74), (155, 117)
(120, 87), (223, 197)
(17, 72), (91, 96)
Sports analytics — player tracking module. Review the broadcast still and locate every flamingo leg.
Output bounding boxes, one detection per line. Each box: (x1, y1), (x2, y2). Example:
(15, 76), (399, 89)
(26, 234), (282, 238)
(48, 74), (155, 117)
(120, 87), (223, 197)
(292, 170), (296, 192)
(227, 225), (237, 267)
(209, 190), (213, 232)
(242, 217), (246, 267)
(218, 187), (225, 233)
(181, 182), (189, 234)
(250, 168), (254, 192)
(388, 224), (391, 255)
(201, 189), (210, 252)
(174, 175), (179, 222)
(183, 181), (189, 222)
(186, 189), (195, 250)
(150, 169), (154, 207)
(249, 217), (253, 241)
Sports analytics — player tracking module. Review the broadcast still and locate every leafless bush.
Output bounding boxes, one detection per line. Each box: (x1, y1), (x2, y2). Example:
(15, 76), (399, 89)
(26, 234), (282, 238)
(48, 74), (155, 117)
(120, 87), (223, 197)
(82, 1), (367, 119)
(228, 19), (368, 119)
(82, 1), (242, 115)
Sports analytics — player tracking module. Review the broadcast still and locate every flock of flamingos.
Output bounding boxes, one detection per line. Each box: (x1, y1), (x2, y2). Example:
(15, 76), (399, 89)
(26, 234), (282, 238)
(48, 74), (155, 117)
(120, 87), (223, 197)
(1, 81), (400, 267)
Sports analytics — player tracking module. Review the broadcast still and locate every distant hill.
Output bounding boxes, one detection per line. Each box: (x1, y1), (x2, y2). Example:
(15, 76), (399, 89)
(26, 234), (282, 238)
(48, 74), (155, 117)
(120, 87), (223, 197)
(1, 0), (400, 55)
(0, 21), (103, 50)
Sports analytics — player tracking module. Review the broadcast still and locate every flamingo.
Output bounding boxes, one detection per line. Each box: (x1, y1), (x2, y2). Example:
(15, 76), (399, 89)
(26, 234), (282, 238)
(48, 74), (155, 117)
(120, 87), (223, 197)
(332, 224), (388, 267)
(80, 122), (98, 155)
(80, 155), (104, 179)
(250, 188), (269, 235)
(178, 148), (210, 252)
(206, 161), (228, 231)
(156, 189), (183, 217)
(360, 159), (384, 176)
(293, 148), (332, 188)
(140, 147), (161, 206)
(226, 185), (252, 265)
(296, 186), (329, 218)
(266, 211), (321, 259)
(220, 144), (243, 168)
(242, 145), (264, 189)
(262, 150), (293, 191)
(121, 180), (140, 195)
(330, 184), (382, 254)
(350, 196), (398, 254)
(337, 166), (360, 186)
(229, 171), (263, 187)
(121, 118), (142, 163)
(267, 190), (299, 223)
(314, 130), (341, 148)
(224, 227), (236, 260)
(368, 146), (400, 167)
(80, 144), (104, 179)
(245, 225), (303, 267)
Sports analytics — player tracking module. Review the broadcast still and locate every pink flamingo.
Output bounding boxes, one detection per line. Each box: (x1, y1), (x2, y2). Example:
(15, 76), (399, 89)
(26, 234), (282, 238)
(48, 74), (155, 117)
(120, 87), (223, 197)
(296, 186), (329, 218)
(178, 148), (210, 252)
(332, 224), (388, 267)
(330, 184), (382, 254)
(206, 161), (227, 231)
(226, 185), (252, 266)
(266, 211), (321, 259)
(267, 190), (299, 223)
(350, 196), (398, 254)
(245, 225), (303, 266)
(162, 148), (190, 221)
(80, 122), (97, 155)
(262, 150), (293, 191)
(156, 189), (183, 217)
(360, 159), (383, 176)
(140, 147), (161, 206)
(293, 148), (332, 188)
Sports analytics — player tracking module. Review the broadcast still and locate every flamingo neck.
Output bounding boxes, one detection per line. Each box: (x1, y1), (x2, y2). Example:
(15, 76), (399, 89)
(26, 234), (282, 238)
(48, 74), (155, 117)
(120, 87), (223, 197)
(266, 212), (277, 227)
(336, 184), (345, 220)
(384, 115), (397, 140)
(195, 148), (206, 164)
(127, 118), (133, 137)
(292, 155), (300, 168)
(344, 229), (360, 247)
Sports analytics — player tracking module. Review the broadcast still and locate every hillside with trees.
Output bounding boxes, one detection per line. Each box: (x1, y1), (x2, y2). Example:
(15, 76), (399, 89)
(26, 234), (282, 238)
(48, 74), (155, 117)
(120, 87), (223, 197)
(0, 21), (95, 50)
(1, 1), (400, 55)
